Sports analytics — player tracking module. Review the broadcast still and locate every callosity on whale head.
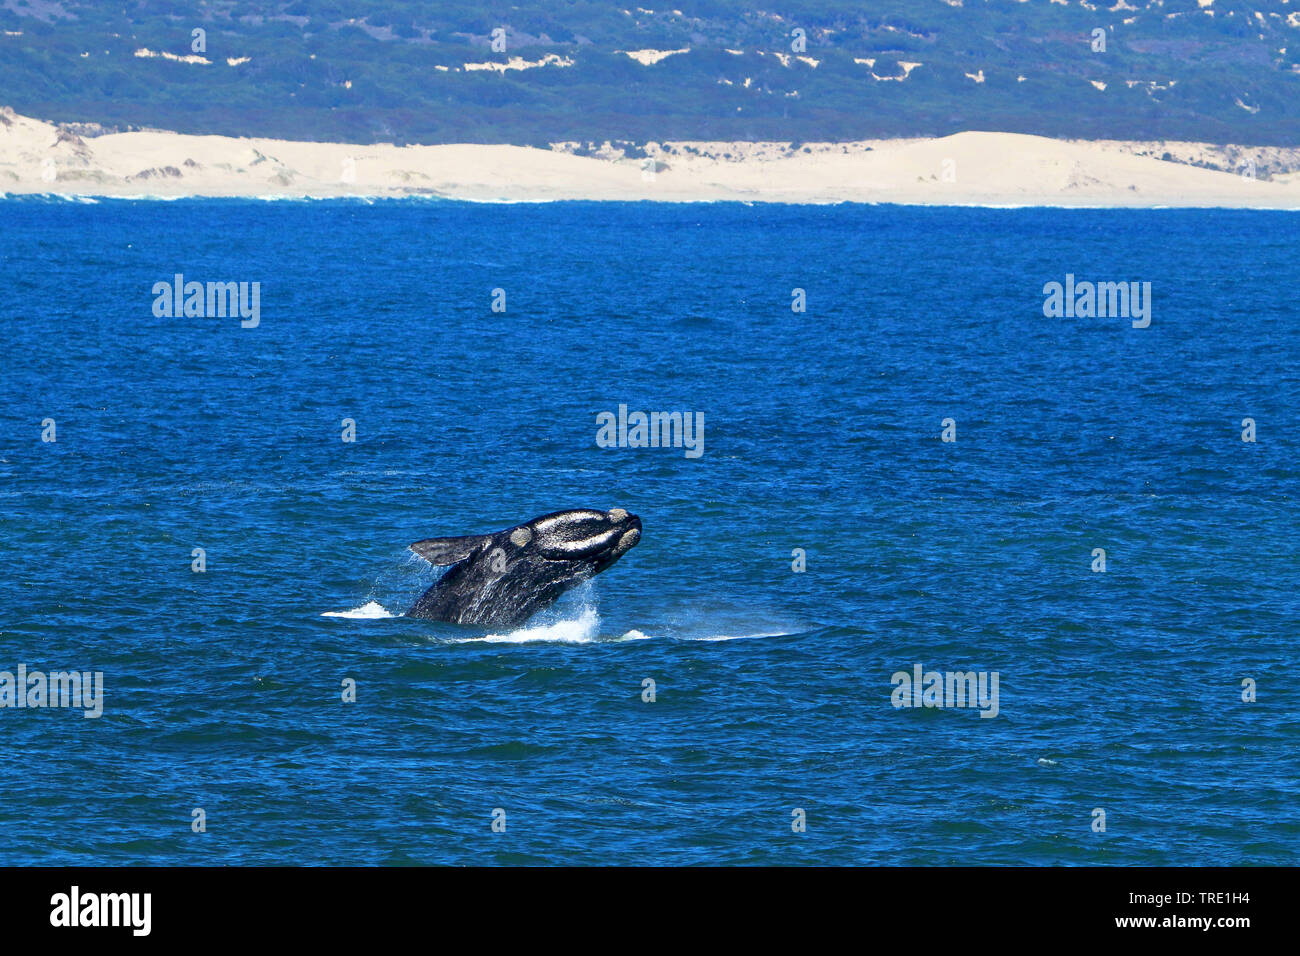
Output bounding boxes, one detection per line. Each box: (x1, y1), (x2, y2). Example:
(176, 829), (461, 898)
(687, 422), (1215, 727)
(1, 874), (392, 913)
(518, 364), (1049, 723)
(405, 508), (642, 627)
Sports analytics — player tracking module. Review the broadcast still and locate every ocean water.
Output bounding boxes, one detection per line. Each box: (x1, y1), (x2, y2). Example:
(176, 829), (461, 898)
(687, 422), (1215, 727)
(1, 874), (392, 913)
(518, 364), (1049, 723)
(0, 198), (1296, 866)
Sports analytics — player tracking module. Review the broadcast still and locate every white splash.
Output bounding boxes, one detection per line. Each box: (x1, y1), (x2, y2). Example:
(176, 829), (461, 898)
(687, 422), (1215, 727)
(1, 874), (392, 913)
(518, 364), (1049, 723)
(322, 601), (394, 619)
(475, 606), (601, 644)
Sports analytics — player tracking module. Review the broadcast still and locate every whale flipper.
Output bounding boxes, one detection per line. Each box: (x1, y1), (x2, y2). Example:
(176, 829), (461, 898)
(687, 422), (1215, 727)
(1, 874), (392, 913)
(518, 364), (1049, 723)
(410, 534), (492, 566)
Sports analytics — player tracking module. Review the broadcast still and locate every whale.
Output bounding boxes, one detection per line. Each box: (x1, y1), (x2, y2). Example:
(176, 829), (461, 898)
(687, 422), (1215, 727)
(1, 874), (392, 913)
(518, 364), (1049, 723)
(405, 508), (642, 627)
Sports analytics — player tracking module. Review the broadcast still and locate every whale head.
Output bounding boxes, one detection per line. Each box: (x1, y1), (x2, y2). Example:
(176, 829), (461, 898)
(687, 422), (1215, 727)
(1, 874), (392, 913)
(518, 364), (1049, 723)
(527, 508), (642, 568)
(405, 508), (642, 627)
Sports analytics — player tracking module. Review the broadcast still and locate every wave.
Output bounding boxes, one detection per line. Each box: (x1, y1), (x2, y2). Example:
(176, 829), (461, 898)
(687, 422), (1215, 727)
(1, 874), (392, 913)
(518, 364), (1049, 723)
(682, 630), (793, 642)
(474, 605), (601, 644)
(441, 615), (795, 644)
(321, 600), (395, 619)
(321, 585), (803, 644)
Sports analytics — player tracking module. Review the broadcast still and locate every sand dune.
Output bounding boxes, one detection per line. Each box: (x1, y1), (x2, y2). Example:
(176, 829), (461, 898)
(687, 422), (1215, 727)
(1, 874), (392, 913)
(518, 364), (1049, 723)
(1, 108), (1296, 207)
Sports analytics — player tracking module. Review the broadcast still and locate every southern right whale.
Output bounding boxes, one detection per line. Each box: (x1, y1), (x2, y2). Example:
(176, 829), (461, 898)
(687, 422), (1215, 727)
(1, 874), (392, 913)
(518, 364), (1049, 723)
(405, 508), (642, 627)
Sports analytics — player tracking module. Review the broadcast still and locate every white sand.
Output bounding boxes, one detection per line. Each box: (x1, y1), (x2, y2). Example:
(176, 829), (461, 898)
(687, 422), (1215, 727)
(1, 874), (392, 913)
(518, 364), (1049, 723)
(1, 108), (1296, 207)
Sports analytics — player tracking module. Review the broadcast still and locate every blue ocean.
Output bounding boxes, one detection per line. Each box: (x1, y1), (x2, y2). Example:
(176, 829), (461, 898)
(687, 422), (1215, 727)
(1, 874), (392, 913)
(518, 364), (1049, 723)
(0, 198), (1296, 865)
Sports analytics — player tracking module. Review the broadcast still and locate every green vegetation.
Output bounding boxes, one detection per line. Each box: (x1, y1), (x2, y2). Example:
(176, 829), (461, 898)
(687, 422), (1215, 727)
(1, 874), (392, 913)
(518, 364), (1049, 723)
(1, 1), (1297, 144)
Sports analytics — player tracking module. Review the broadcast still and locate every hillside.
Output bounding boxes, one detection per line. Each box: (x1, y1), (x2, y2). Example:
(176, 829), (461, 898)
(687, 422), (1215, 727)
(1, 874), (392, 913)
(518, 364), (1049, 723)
(1, 0), (1298, 145)
(5, 106), (1300, 203)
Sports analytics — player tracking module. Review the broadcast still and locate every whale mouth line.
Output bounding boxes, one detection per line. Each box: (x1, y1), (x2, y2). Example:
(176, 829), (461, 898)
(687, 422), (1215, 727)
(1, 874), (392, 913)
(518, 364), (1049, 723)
(538, 553), (603, 565)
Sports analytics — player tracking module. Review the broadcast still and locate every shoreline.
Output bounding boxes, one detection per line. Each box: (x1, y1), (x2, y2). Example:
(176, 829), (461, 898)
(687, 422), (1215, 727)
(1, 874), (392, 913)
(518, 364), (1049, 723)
(3, 109), (1298, 208)
(9, 193), (1300, 212)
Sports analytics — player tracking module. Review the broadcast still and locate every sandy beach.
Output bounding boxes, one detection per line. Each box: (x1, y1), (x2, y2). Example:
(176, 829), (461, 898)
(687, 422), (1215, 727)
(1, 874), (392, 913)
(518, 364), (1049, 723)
(2, 107), (1297, 207)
